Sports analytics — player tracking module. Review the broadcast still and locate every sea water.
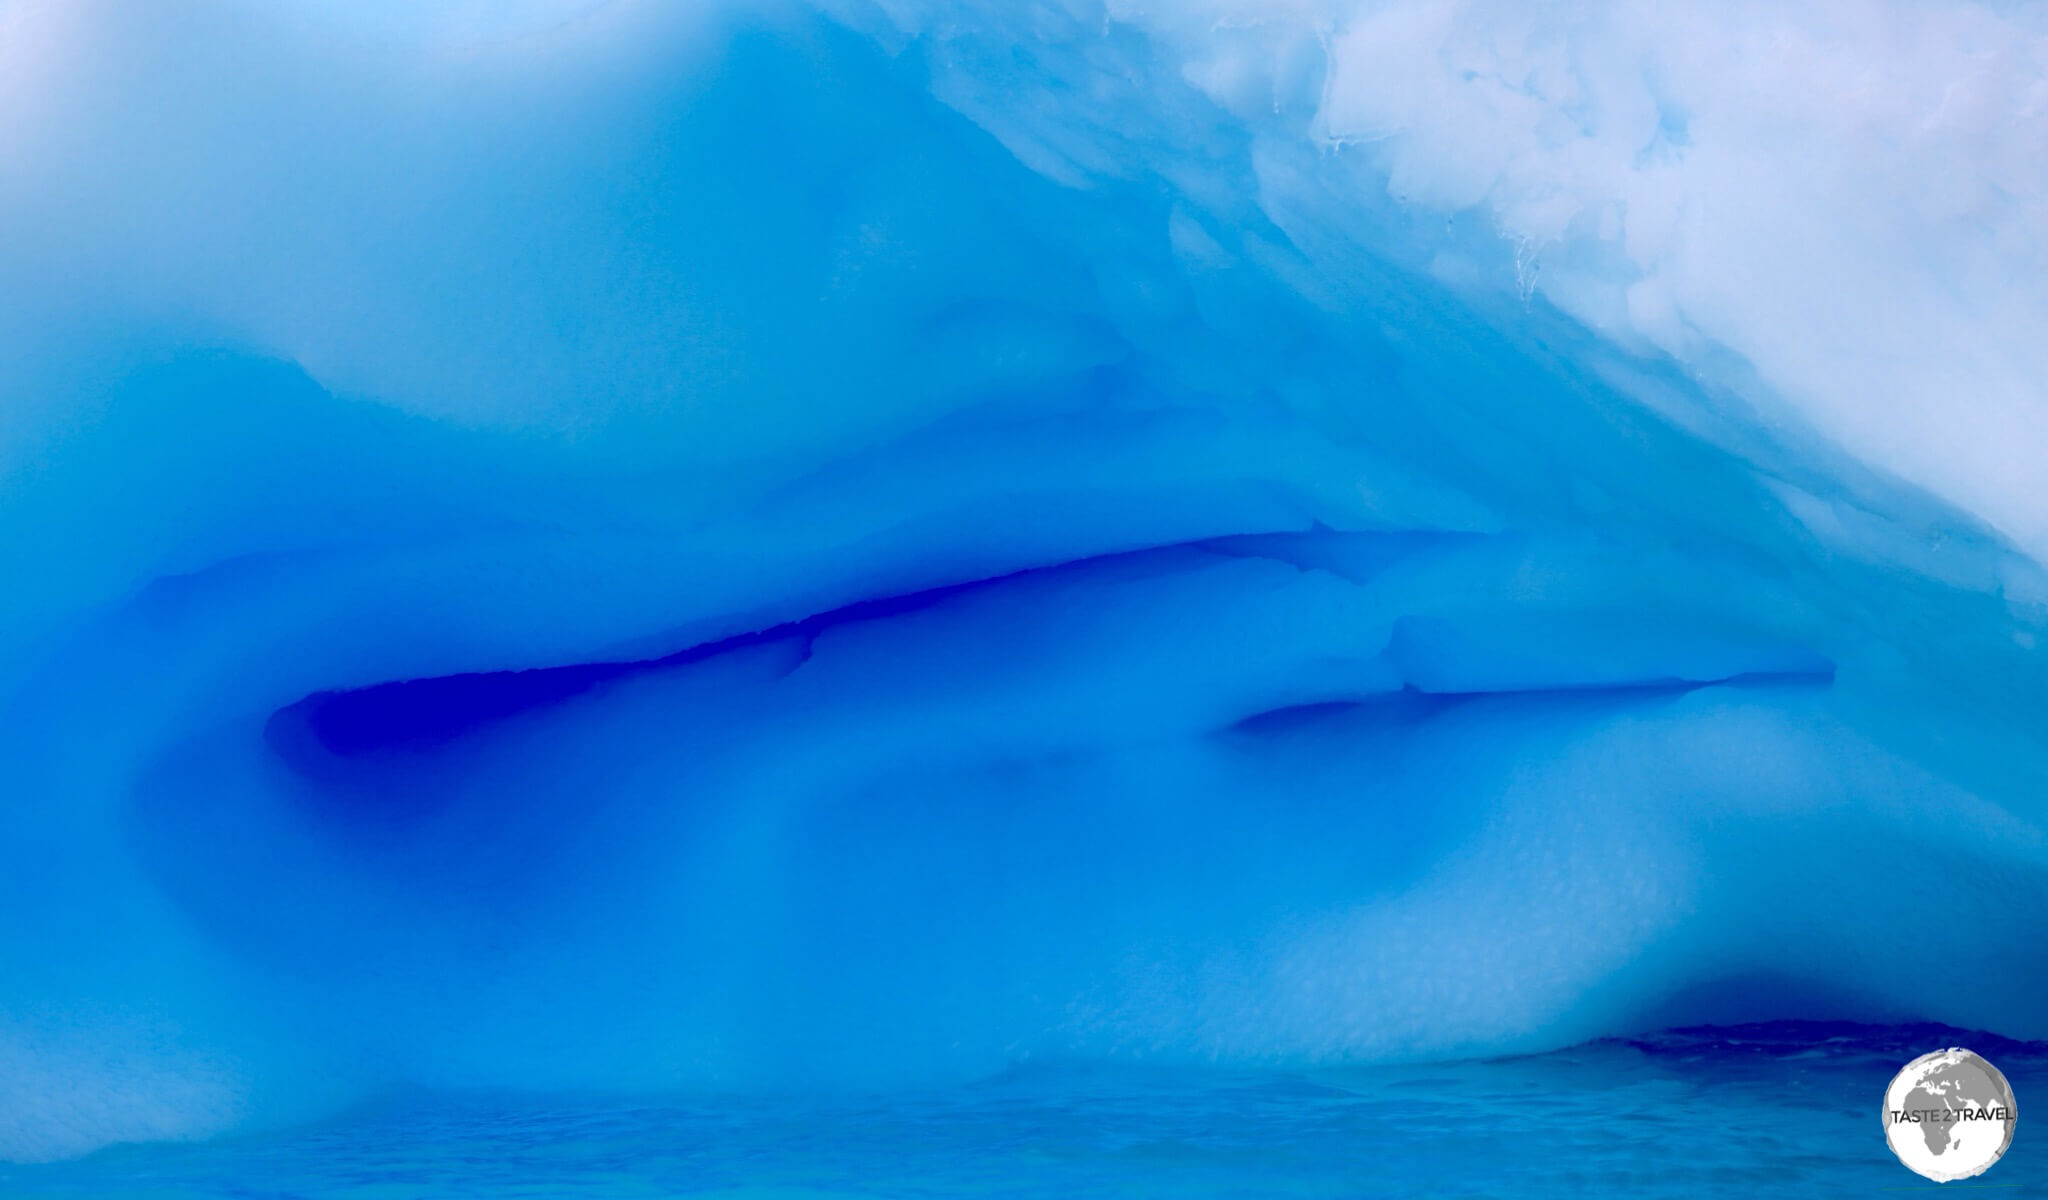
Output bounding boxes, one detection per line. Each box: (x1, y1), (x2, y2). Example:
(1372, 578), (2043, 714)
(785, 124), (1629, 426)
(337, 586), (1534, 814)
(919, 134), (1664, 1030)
(9, 1024), (2042, 1198)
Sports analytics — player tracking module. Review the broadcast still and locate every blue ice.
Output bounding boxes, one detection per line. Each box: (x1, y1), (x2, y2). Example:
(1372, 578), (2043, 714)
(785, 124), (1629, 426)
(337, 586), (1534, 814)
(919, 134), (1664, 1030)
(2, 0), (2046, 1166)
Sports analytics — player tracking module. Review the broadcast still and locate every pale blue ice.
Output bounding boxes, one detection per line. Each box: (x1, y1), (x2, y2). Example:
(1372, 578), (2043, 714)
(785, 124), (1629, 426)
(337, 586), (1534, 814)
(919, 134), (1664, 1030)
(1, 0), (2046, 1187)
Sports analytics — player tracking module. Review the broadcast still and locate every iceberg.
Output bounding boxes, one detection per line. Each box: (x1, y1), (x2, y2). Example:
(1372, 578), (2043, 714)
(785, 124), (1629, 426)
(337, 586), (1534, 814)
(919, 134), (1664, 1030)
(2, 0), (2045, 1165)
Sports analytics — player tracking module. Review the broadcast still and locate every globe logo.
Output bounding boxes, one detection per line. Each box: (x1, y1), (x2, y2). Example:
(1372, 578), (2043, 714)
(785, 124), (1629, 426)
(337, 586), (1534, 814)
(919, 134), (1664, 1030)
(1882, 1048), (2017, 1182)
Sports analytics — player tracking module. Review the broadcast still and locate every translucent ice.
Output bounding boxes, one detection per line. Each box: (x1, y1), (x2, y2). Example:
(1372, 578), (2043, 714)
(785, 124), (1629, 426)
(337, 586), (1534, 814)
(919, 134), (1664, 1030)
(2, 0), (2046, 1163)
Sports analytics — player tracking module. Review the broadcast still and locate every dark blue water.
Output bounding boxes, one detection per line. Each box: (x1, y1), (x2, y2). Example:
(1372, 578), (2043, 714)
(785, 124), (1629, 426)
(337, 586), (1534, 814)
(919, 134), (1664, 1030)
(8, 1023), (2044, 1198)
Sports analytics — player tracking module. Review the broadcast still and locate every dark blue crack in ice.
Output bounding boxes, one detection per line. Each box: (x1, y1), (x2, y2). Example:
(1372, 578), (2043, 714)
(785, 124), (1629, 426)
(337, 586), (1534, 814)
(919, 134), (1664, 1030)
(3, 0), (2048, 1180)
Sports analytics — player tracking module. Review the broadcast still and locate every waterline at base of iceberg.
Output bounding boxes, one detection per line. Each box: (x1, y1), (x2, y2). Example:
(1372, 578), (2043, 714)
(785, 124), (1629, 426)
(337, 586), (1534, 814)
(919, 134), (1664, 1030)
(5, 1022), (2042, 1198)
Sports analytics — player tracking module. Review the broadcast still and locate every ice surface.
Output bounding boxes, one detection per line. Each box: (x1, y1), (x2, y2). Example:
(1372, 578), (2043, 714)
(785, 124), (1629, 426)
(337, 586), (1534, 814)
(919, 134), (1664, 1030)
(2, 0), (2047, 1163)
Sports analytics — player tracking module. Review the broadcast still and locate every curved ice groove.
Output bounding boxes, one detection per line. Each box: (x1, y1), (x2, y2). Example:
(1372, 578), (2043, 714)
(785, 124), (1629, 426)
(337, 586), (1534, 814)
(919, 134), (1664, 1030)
(3, 0), (2048, 1164)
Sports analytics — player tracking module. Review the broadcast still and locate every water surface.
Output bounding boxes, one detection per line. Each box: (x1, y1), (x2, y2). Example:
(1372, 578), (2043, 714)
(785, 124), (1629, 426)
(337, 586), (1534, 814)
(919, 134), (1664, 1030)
(10, 1023), (2042, 1198)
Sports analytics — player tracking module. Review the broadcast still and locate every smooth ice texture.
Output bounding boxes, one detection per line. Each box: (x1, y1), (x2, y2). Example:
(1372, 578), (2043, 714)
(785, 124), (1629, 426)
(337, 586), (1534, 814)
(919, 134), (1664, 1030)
(3, 0), (2048, 1164)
